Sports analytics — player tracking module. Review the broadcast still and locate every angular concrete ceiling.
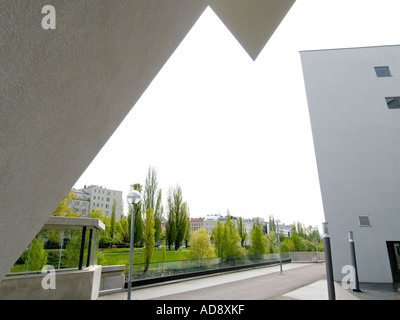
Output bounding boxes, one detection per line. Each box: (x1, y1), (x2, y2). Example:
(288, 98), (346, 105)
(0, 0), (295, 282)
(211, 0), (296, 60)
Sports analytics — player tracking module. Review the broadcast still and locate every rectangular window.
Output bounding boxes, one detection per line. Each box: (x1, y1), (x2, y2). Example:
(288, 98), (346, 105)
(375, 66), (391, 77)
(386, 97), (400, 109)
(358, 215), (371, 227)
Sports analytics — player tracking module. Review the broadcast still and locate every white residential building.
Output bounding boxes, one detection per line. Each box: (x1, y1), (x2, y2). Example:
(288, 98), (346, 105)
(76, 185), (123, 220)
(203, 214), (223, 235)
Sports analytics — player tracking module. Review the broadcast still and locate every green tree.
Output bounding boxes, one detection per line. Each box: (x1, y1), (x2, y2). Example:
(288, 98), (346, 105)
(265, 231), (278, 253)
(268, 215), (276, 233)
(237, 217), (247, 247)
(291, 229), (302, 252)
(280, 238), (295, 252)
(190, 228), (215, 263)
(26, 237), (47, 271)
(165, 188), (176, 249)
(154, 189), (163, 243)
(165, 185), (189, 250)
(52, 189), (80, 217)
(212, 220), (224, 257)
(63, 231), (84, 268)
(118, 216), (130, 243)
(90, 209), (111, 245)
(144, 166), (158, 213)
(110, 198), (117, 242)
(143, 207), (155, 273)
(161, 240), (167, 272)
(176, 202), (189, 250)
(249, 224), (266, 256)
(213, 215), (244, 259)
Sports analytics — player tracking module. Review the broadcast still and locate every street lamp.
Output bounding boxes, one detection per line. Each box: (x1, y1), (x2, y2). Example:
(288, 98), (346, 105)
(276, 219), (283, 274)
(322, 222), (335, 300)
(126, 190), (142, 301)
(348, 231), (361, 292)
(313, 227), (319, 262)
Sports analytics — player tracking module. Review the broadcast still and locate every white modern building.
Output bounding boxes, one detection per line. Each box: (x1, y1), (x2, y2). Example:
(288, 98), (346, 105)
(301, 45), (400, 283)
(77, 185), (123, 220)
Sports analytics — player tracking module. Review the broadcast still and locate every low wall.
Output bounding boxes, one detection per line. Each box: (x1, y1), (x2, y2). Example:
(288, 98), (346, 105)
(100, 265), (125, 292)
(0, 265), (102, 300)
(289, 252), (325, 262)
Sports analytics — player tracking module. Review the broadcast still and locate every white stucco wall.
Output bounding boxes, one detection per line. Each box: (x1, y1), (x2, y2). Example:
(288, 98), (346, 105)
(301, 45), (400, 283)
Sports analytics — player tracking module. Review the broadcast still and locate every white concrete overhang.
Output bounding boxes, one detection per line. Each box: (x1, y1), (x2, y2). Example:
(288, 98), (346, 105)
(42, 216), (105, 231)
(0, 0), (295, 282)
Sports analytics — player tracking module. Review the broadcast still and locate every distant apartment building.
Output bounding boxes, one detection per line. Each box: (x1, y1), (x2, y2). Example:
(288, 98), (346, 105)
(276, 223), (292, 237)
(71, 189), (91, 217)
(203, 214), (223, 234)
(74, 185), (123, 220)
(189, 218), (204, 232)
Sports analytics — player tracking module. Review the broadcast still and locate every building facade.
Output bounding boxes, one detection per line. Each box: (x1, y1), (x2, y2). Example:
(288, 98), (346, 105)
(301, 45), (400, 283)
(189, 218), (204, 232)
(76, 185), (123, 220)
(71, 189), (91, 217)
(202, 214), (222, 235)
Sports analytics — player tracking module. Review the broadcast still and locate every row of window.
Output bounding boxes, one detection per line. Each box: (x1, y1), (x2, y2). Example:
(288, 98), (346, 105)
(93, 202), (111, 209)
(92, 196), (111, 201)
(374, 66), (400, 109)
(93, 189), (114, 196)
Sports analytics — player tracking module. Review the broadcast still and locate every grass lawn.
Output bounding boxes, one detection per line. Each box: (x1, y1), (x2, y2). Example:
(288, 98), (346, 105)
(100, 247), (192, 266)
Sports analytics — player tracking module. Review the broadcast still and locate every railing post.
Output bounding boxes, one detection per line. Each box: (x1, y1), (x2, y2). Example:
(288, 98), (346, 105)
(78, 227), (87, 270)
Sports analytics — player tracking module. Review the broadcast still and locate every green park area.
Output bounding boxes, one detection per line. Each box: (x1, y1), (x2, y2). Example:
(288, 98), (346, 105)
(98, 247), (192, 266)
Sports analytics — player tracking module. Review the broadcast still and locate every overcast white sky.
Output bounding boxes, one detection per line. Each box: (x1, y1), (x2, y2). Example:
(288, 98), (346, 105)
(74, 0), (400, 230)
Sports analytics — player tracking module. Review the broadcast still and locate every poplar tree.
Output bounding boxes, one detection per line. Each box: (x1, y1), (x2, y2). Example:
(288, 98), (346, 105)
(110, 198), (117, 242)
(143, 207), (155, 273)
(237, 217), (247, 247)
(144, 166), (163, 244)
(144, 166), (158, 212)
(213, 215), (244, 259)
(250, 224), (266, 257)
(165, 185), (189, 250)
(154, 189), (163, 243)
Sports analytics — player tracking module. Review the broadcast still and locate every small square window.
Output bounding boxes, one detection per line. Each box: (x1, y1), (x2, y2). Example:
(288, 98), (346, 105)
(385, 97), (400, 109)
(358, 215), (371, 227)
(375, 66), (391, 77)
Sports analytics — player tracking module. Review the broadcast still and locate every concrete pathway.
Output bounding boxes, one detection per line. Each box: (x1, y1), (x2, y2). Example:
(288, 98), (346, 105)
(98, 263), (357, 300)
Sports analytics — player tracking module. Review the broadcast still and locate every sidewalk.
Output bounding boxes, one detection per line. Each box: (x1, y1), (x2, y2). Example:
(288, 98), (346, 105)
(98, 262), (360, 300)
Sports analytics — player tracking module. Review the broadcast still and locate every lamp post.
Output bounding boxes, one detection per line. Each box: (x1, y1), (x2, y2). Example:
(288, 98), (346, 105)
(126, 190), (142, 301)
(276, 219), (283, 274)
(313, 227), (319, 262)
(348, 231), (361, 292)
(322, 222), (335, 300)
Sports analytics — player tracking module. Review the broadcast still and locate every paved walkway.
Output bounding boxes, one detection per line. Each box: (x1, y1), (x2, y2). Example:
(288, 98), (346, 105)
(98, 263), (357, 300)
